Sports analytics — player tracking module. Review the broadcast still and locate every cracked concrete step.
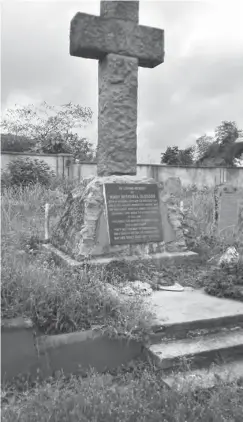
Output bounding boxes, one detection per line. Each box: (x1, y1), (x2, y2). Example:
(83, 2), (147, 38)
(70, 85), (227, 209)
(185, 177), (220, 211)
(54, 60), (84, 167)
(146, 328), (243, 372)
(149, 315), (243, 343)
(162, 359), (243, 392)
(149, 289), (243, 344)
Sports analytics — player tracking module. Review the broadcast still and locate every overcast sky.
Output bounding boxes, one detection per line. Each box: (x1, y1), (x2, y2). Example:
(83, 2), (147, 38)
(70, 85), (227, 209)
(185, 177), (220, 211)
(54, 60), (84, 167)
(2, 0), (243, 163)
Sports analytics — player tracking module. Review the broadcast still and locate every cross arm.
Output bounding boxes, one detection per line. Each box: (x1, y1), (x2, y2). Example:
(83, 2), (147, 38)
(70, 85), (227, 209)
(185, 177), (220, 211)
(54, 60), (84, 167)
(70, 13), (164, 68)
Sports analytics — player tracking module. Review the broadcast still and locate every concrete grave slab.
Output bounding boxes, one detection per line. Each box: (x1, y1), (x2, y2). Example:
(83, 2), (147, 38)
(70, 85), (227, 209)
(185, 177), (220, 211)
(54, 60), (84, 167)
(150, 288), (243, 328)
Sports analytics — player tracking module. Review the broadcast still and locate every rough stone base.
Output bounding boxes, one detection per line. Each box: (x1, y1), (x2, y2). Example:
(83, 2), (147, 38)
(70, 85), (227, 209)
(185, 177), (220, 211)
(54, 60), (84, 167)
(43, 243), (198, 270)
(51, 175), (189, 262)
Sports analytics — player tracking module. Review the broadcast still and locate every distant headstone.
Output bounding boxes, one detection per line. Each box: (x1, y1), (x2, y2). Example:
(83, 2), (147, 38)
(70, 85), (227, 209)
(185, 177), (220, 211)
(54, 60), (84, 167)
(218, 186), (243, 233)
(104, 183), (163, 245)
(163, 177), (182, 197)
(238, 202), (243, 232)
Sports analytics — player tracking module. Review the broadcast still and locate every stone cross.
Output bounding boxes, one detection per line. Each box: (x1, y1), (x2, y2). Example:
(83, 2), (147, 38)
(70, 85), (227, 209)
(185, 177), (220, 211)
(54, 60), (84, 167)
(70, 0), (164, 176)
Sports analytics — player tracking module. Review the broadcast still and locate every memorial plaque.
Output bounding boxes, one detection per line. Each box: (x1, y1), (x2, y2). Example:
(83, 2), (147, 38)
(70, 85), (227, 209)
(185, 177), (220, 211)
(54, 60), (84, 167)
(104, 183), (163, 245)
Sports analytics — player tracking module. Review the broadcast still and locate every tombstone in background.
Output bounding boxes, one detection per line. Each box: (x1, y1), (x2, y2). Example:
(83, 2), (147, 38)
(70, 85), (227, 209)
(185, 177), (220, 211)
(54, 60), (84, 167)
(238, 202), (243, 233)
(50, 1), (195, 266)
(218, 185), (243, 237)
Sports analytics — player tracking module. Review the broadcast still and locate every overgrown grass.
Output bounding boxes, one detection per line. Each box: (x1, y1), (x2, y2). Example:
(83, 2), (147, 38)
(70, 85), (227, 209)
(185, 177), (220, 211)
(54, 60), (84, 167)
(2, 181), (243, 421)
(182, 185), (243, 255)
(181, 186), (243, 301)
(1, 182), (155, 339)
(2, 182), (243, 333)
(2, 365), (243, 422)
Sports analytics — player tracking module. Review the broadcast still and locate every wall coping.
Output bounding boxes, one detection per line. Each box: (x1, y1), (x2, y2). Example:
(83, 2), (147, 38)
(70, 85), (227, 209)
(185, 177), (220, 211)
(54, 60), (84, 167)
(2, 153), (243, 169)
(73, 161), (243, 170)
(1, 317), (33, 332)
(1, 151), (73, 157)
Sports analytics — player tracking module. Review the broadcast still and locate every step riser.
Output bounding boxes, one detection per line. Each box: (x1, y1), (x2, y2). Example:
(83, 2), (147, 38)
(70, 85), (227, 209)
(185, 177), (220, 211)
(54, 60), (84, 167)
(163, 359), (243, 392)
(147, 344), (243, 373)
(150, 315), (243, 344)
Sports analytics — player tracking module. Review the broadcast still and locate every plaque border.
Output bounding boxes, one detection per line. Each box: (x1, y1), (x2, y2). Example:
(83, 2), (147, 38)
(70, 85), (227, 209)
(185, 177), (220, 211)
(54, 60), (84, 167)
(103, 183), (112, 245)
(103, 182), (163, 246)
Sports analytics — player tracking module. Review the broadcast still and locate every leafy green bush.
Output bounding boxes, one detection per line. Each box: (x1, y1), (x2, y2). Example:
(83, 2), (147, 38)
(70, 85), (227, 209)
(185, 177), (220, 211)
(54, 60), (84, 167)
(1, 158), (55, 189)
(202, 262), (243, 301)
(1, 134), (35, 152)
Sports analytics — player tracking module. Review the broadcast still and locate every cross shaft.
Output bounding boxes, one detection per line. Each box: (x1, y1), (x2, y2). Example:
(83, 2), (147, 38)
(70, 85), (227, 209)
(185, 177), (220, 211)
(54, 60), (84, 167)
(70, 1), (164, 176)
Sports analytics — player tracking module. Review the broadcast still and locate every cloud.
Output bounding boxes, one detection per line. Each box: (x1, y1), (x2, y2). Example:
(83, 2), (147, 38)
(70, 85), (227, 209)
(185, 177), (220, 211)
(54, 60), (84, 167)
(1, 1), (243, 163)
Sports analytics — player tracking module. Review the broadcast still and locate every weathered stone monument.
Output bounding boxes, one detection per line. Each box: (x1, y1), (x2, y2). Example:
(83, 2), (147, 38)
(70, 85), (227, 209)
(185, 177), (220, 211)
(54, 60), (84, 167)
(70, 0), (163, 176)
(50, 0), (194, 265)
(218, 185), (243, 237)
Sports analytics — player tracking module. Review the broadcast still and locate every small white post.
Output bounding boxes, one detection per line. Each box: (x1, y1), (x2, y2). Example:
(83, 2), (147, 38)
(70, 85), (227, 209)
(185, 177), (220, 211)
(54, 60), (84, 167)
(180, 200), (184, 213)
(45, 203), (50, 241)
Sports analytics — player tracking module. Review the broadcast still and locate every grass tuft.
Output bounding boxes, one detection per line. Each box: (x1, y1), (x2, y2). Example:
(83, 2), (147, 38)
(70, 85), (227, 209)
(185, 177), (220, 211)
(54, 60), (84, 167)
(1, 182), (154, 339)
(2, 365), (243, 422)
(2, 181), (243, 421)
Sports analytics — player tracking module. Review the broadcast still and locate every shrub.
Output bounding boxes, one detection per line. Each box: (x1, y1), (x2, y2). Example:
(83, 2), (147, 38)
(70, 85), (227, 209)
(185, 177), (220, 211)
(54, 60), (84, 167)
(49, 176), (81, 194)
(202, 262), (243, 301)
(1, 134), (35, 152)
(1, 158), (55, 189)
(181, 186), (216, 251)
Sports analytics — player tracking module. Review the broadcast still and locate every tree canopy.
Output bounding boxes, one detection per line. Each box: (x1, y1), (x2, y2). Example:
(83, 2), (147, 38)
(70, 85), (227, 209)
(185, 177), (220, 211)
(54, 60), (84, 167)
(1, 102), (96, 162)
(161, 146), (194, 166)
(161, 121), (243, 167)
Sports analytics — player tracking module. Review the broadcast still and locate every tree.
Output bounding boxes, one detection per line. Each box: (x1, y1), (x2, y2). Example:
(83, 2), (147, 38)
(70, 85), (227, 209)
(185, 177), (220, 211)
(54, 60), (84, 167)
(1, 102), (95, 160)
(161, 146), (194, 165)
(215, 121), (242, 145)
(1, 133), (35, 152)
(195, 134), (215, 161)
(198, 121), (243, 166)
(66, 134), (96, 163)
(234, 153), (243, 167)
(178, 147), (194, 165)
(161, 146), (179, 165)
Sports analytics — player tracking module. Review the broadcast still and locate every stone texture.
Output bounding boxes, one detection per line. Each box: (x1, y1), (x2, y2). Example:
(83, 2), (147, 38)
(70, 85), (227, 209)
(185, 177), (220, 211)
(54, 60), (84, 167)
(70, 1), (164, 177)
(164, 360), (243, 393)
(238, 202), (243, 232)
(148, 328), (243, 371)
(159, 178), (187, 252)
(100, 1), (139, 24)
(150, 288), (243, 328)
(98, 54), (138, 176)
(51, 176), (188, 261)
(1, 317), (39, 383)
(70, 12), (164, 68)
(218, 186), (243, 234)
